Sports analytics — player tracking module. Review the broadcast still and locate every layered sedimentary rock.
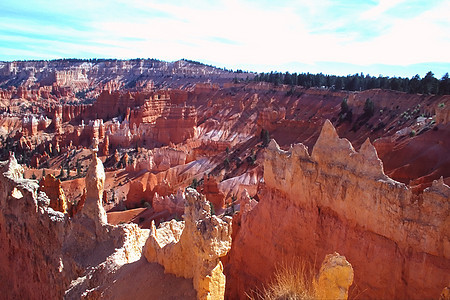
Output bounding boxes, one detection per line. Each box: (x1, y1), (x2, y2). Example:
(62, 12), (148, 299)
(225, 120), (450, 299)
(22, 115), (50, 136)
(0, 153), (68, 299)
(201, 174), (225, 210)
(126, 180), (146, 209)
(0, 59), (247, 95)
(373, 122), (450, 191)
(144, 188), (232, 299)
(0, 150), (157, 299)
(153, 189), (185, 215)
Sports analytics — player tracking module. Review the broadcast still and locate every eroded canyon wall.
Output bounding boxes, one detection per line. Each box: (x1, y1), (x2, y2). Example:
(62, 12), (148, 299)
(225, 120), (449, 299)
(0, 152), (155, 299)
(0, 154), (68, 299)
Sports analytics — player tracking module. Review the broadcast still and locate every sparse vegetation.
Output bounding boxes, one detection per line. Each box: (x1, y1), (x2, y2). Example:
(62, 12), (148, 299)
(260, 129), (270, 147)
(340, 98), (349, 114)
(190, 178), (199, 189)
(224, 157), (230, 168)
(246, 154), (256, 165)
(338, 98), (352, 123)
(209, 201), (215, 215)
(363, 98), (374, 117)
(250, 259), (317, 300)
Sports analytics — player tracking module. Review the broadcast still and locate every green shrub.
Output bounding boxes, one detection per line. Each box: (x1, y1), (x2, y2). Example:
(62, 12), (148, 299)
(209, 202), (215, 215)
(363, 98), (375, 117)
(340, 98), (349, 114)
(190, 178), (199, 189)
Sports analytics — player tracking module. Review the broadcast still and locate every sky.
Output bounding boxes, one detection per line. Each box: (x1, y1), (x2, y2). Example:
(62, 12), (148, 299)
(0, 0), (449, 78)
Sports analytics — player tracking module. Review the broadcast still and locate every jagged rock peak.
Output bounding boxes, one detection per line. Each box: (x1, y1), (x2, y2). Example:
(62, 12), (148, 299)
(320, 119), (340, 140)
(426, 176), (450, 197)
(359, 138), (378, 161)
(312, 119), (355, 160)
(2, 152), (24, 180)
(291, 142), (310, 159)
(267, 139), (290, 156)
(267, 139), (280, 151)
(357, 137), (387, 180)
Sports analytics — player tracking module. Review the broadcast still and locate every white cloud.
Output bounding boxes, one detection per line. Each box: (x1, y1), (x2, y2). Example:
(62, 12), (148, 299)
(360, 0), (407, 20)
(0, 0), (448, 74)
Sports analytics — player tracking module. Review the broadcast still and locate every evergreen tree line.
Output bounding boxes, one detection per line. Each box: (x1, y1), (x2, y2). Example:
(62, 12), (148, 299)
(254, 71), (450, 95)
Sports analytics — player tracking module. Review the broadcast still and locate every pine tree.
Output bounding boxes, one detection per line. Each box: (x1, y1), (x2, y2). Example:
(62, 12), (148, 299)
(363, 98), (375, 117)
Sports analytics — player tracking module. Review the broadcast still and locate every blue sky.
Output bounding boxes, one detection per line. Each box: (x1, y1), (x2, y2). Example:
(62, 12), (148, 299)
(0, 0), (449, 78)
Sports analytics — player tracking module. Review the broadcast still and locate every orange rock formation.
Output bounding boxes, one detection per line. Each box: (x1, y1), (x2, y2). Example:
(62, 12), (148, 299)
(225, 120), (450, 299)
(38, 174), (69, 213)
(144, 188), (232, 299)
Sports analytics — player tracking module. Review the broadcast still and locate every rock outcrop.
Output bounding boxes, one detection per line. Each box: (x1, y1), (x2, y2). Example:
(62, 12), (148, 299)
(126, 180), (146, 209)
(0, 153), (68, 299)
(201, 174), (225, 210)
(0, 151), (159, 299)
(315, 253), (354, 300)
(436, 98), (450, 124)
(225, 120), (450, 299)
(81, 139), (107, 228)
(153, 189), (185, 216)
(441, 285), (450, 300)
(144, 188), (232, 299)
(38, 174), (69, 213)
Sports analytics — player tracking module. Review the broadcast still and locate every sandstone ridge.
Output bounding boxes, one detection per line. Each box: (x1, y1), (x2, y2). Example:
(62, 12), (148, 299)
(226, 119), (450, 299)
(0, 152), (196, 299)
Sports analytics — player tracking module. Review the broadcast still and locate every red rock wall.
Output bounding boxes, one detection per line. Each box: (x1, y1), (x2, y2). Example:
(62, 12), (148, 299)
(0, 157), (68, 299)
(225, 120), (450, 299)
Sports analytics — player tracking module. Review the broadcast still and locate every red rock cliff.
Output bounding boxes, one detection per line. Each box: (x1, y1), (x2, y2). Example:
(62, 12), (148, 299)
(225, 120), (449, 299)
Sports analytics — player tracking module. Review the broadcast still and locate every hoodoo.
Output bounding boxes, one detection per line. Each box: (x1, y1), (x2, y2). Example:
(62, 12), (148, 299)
(144, 188), (232, 299)
(0, 58), (449, 299)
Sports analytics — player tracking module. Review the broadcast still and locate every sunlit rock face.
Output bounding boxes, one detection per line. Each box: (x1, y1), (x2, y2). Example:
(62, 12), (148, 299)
(316, 252), (354, 300)
(0, 152), (154, 299)
(0, 153), (68, 299)
(225, 120), (450, 299)
(81, 142), (107, 228)
(144, 188), (232, 299)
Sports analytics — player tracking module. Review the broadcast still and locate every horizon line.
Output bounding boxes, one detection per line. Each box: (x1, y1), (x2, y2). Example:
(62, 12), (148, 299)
(1, 57), (448, 80)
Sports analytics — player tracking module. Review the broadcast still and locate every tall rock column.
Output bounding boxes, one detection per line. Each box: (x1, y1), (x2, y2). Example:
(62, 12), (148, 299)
(81, 139), (107, 229)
